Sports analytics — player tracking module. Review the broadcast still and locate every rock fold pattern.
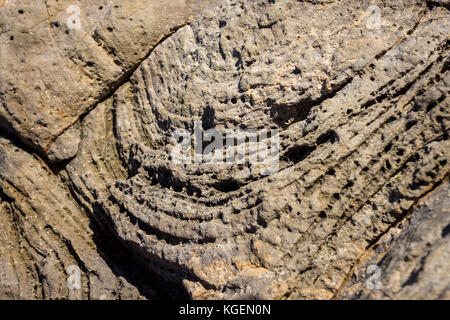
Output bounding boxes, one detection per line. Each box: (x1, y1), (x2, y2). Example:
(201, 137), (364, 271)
(0, 0), (449, 299)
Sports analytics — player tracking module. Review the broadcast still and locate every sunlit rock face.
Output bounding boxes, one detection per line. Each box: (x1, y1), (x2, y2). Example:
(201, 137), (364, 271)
(0, 0), (449, 300)
(0, 0), (208, 162)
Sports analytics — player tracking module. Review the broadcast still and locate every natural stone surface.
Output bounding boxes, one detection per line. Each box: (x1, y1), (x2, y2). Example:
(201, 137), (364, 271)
(0, 0), (208, 162)
(337, 180), (450, 300)
(0, 137), (156, 299)
(64, 0), (450, 299)
(0, 0), (449, 300)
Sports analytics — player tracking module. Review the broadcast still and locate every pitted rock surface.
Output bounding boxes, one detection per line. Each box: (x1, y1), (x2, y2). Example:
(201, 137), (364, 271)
(1, 0), (449, 299)
(0, 0), (208, 162)
(65, 0), (450, 299)
(337, 181), (450, 300)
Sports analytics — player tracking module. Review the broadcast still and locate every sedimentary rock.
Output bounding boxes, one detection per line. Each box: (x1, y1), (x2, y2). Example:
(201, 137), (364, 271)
(0, 137), (157, 299)
(64, 0), (450, 299)
(0, 0), (208, 162)
(338, 181), (450, 300)
(0, 0), (449, 300)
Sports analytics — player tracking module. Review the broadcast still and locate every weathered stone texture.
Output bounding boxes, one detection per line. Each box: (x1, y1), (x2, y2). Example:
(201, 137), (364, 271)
(338, 181), (450, 300)
(0, 137), (156, 299)
(0, 0), (208, 162)
(0, 0), (448, 300)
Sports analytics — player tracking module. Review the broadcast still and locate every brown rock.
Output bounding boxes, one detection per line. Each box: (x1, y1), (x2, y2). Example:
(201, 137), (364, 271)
(64, 0), (450, 299)
(0, 0), (208, 162)
(0, 0), (449, 300)
(337, 181), (450, 300)
(0, 137), (156, 299)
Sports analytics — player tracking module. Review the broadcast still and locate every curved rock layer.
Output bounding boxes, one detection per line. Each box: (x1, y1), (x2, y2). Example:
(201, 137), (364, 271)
(338, 180), (450, 299)
(0, 0), (208, 162)
(1, 0), (449, 300)
(0, 138), (157, 299)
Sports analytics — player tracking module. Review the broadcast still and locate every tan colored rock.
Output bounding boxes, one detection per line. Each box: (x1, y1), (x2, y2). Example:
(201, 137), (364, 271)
(0, 137), (156, 299)
(0, 0), (449, 300)
(64, 0), (450, 299)
(0, 0), (208, 162)
(337, 180), (450, 300)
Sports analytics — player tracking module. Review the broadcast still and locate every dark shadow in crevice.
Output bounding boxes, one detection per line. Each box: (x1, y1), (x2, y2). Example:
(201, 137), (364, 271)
(282, 144), (316, 164)
(270, 77), (353, 129)
(89, 203), (191, 300)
